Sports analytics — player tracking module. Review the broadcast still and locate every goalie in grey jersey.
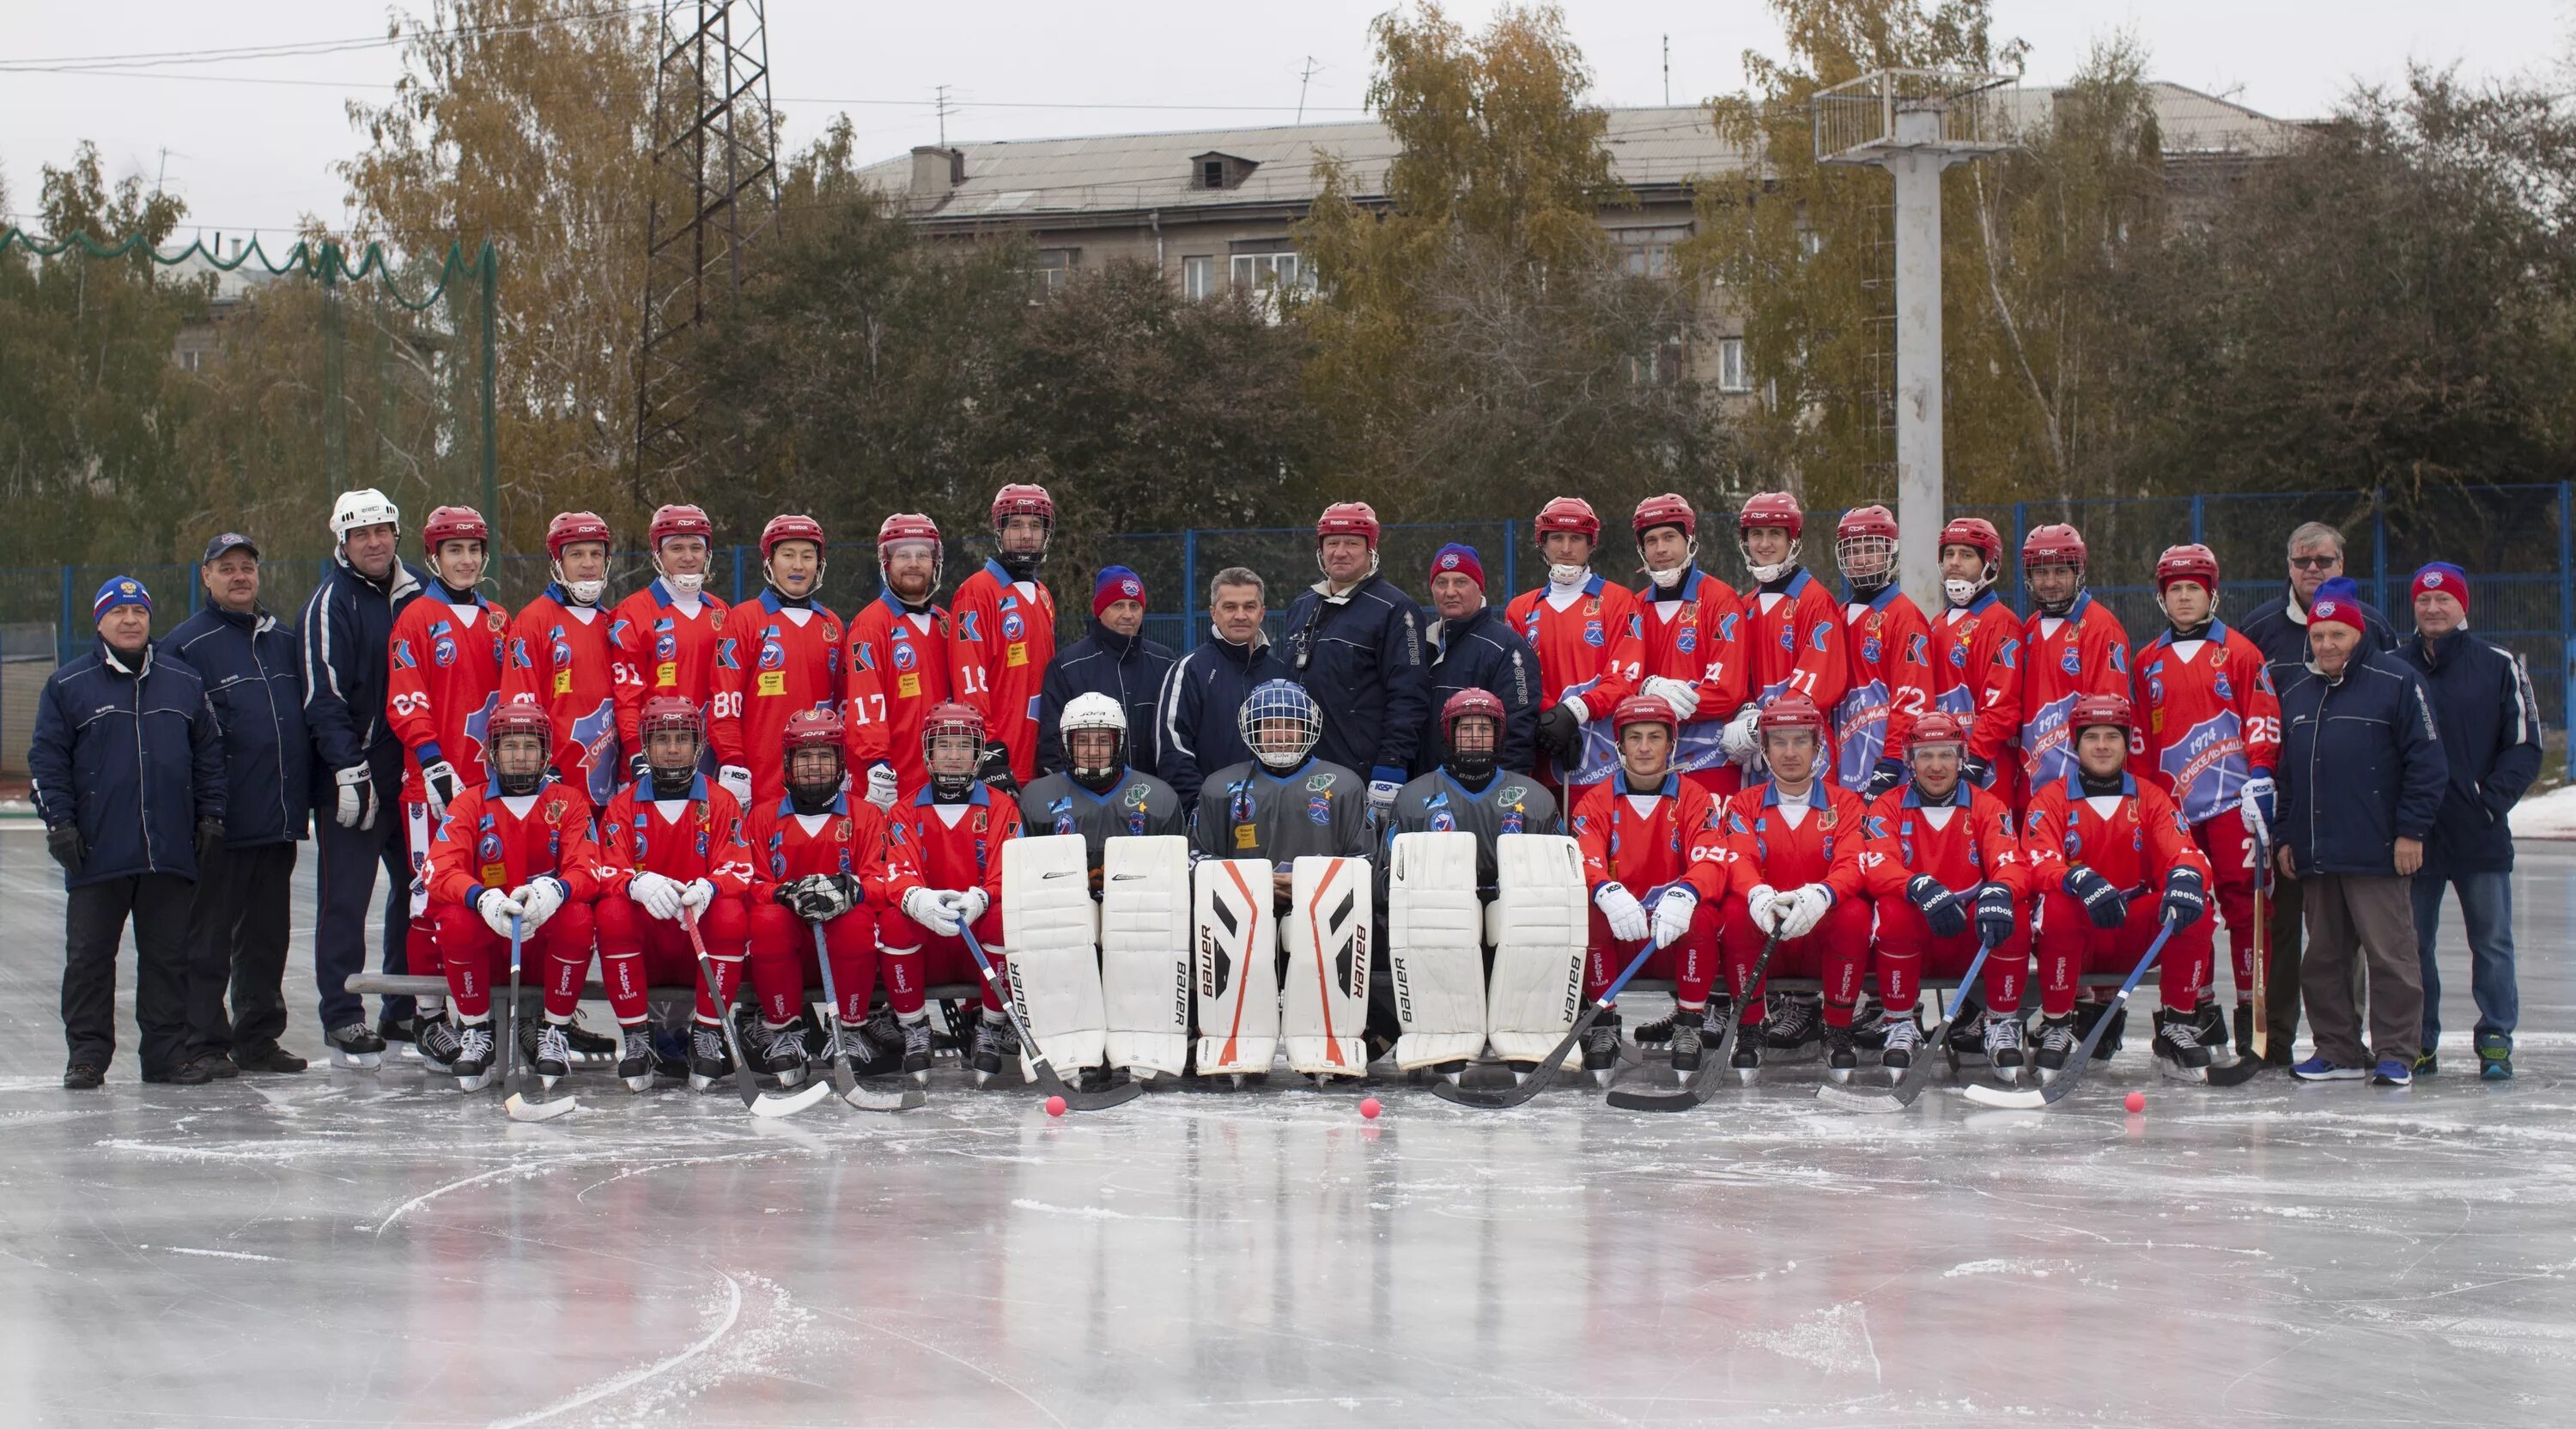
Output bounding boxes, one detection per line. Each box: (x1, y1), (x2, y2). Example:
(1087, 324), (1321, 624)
(1020, 693), (1187, 887)
(1190, 679), (1373, 906)
(1378, 688), (1564, 897)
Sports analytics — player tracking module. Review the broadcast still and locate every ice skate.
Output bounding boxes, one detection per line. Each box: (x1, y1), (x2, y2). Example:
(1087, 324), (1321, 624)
(1850, 994), (1888, 1052)
(761, 1022), (809, 1086)
(1764, 995), (1820, 1060)
(2032, 1014), (2078, 1081)
(1581, 1011), (1623, 1087)
(1983, 1012), (2026, 1085)
(325, 1023), (385, 1071)
(852, 1006), (906, 1077)
(532, 1022), (572, 1090)
(562, 1012), (618, 1067)
(2153, 1009), (2211, 1084)
(1945, 1006), (1988, 1067)
(969, 1011), (1018, 1087)
(1630, 1006), (1681, 1046)
(2194, 996), (2230, 1057)
(900, 1014), (934, 1084)
(1730, 1019), (1764, 1084)
(687, 1021), (732, 1092)
(617, 1025), (655, 1092)
(1821, 1021), (1858, 1083)
(451, 1021), (497, 1092)
(1879, 1010), (1923, 1075)
(415, 1016), (463, 1076)
(1668, 1014), (1705, 1074)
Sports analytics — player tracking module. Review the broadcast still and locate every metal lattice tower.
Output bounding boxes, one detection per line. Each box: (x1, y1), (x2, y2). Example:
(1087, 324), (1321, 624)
(635, 0), (781, 490)
(1815, 69), (2016, 612)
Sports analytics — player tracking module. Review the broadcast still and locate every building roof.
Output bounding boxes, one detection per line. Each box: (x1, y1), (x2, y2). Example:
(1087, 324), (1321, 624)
(859, 82), (2306, 223)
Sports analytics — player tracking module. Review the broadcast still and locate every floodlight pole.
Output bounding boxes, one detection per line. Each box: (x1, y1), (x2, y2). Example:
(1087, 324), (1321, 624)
(1884, 102), (1950, 613)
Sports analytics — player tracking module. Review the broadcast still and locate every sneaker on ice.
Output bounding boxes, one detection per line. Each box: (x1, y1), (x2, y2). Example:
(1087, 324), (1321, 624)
(2290, 1055), (2366, 1082)
(2477, 1033), (2513, 1082)
(2371, 1056), (2414, 1087)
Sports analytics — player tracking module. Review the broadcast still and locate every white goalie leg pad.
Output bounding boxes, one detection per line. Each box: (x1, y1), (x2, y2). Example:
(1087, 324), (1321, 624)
(1001, 833), (1105, 1073)
(1280, 854), (1373, 1076)
(1100, 835), (1192, 1078)
(1195, 858), (1279, 1075)
(1485, 834), (1588, 1061)
(1387, 831), (1485, 1070)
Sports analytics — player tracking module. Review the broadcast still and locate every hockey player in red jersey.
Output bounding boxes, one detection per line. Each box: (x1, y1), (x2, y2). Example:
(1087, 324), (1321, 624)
(1857, 711), (2033, 1079)
(844, 512), (953, 813)
(744, 708), (926, 1085)
(2019, 523), (2131, 793)
(420, 703), (600, 1092)
(590, 696), (758, 1092)
(1831, 504), (1938, 800)
(608, 502), (730, 781)
(503, 510), (622, 805)
(881, 701), (1029, 1085)
(1569, 693), (1730, 1080)
(2021, 692), (2217, 1081)
(950, 483), (1058, 790)
(1931, 517), (2025, 807)
(1714, 693), (1873, 1079)
(1631, 493), (1752, 800)
(1735, 492), (1848, 781)
(386, 504), (509, 1001)
(1504, 497), (1646, 794)
(710, 514), (843, 813)
(2130, 543), (2281, 1057)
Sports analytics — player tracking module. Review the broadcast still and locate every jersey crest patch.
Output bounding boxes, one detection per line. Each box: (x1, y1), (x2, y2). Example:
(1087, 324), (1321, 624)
(1305, 773), (1334, 793)
(890, 639), (914, 671)
(2061, 643), (2080, 675)
(1583, 620), (1605, 648)
(1307, 795), (1332, 826)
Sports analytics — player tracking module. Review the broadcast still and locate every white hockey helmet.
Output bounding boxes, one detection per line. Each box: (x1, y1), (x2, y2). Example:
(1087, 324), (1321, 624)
(329, 488), (401, 542)
(1061, 691), (1128, 781)
(1238, 679), (1321, 772)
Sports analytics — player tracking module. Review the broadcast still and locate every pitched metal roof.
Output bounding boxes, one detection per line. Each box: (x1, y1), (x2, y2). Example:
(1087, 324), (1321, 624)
(861, 83), (2305, 222)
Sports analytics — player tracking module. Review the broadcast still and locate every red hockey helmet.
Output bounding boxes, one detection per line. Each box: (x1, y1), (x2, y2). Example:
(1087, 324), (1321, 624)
(422, 505), (488, 553)
(1906, 710), (1967, 751)
(1737, 491), (1804, 538)
(2069, 690), (2132, 733)
(1939, 516), (2003, 565)
(649, 503), (714, 548)
(1315, 501), (1382, 549)
(991, 483), (1055, 533)
(878, 511), (944, 586)
(2155, 542), (2221, 593)
(783, 706), (846, 752)
(486, 699), (553, 745)
(1611, 692), (1679, 736)
(921, 700), (986, 763)
(2022, 523), (2087, 572)
(1534, 496), (1601, 544)
(544, 510), (611, 563)
(1758, 693), (1829, 740)
(1632, 492), (1697, 540)
(1835, 504), (1899, 581)
(1441, 686), (1505, 737)
(761, 513), (826, 561)
(639, 694), (702, 738)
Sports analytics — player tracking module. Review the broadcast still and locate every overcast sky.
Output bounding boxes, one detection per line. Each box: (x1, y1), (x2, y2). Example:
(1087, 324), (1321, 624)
(3, 0), (2568, 241)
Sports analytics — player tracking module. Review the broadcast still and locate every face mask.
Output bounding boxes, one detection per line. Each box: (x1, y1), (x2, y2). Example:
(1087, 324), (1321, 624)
(1944, 577), (1981, 607)
(1647, 564), (1687, 592)
(1448, 746), (1496, 781)
(662, 570), (704, 599)
(565, 578), (607, 606)
(1546, 563), (1589, 587)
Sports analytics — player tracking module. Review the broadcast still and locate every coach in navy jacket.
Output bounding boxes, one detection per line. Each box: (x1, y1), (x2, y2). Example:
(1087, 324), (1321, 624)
(1281, 520), (1431, 812)
(29, 576), (228, 1086)
(1036, 567), (1176, 778)
(168, 532), (311, 1073)
(1414, 544), (1540, 777)
(1157, 567), (1293, 811)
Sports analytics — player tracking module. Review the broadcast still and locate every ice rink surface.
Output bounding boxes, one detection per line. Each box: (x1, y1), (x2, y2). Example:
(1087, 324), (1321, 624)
(2, 822), (2572, 1426)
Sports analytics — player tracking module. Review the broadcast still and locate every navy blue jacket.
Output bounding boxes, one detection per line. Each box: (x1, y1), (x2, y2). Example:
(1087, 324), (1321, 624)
(1417, 605), (1541, 778)
(28, 640), (228, 888)
(1036, 618), (1177, 779)
(2397, 626), (2543, 875)
(1156, 627), (1295, 811)
(298, 553), (423, 784)
(1280, 573), (1431, 787)
(167, 603), (311, 848)
(2239, 583), (2398, 693)
(2276, 645), (2448, 878)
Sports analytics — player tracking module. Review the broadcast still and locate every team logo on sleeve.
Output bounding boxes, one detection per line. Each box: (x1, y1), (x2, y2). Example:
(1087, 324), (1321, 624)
(1811, 623), (1831, 652)
(1905, 634), (1928, 665)
(1717, 612), (1741, 642)
(2109, 645), (2128, 675)
(1864, 814), (1888, 839)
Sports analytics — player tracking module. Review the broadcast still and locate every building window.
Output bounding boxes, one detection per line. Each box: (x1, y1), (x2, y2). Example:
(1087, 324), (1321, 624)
(1718, 337), (1752, 393)
(1614, 225), (1690, 280)
(1030, 247), (1077, 295)
(1183, 255), (1216, 301)
(1626, 327), (1687, 386)
(1230, 251), (1306, 292)
(1204, 160), (1226, 189)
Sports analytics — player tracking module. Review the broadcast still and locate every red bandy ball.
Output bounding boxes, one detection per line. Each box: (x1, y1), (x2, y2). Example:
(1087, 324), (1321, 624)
(2124, 1091), (2146, 1113)
(1359, 1097), (1382, 1120)
(1046, 1095), (1066, 1117)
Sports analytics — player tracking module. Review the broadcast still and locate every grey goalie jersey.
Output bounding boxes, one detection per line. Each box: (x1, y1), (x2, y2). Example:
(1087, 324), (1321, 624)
(1378, 770), (1564, 898)
(1190, 757), (1374, 864)
(1020, 768), (1188, 873)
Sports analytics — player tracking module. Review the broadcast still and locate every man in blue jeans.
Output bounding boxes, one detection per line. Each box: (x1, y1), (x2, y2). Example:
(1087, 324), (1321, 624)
(2397, 562), (2542, 1079)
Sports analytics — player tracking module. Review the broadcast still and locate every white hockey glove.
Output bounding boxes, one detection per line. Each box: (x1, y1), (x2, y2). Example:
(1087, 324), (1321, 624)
(1652, 885), (1699, 948)
(939, 886), (991, 928)
(1593, 882), (1649, 943)
(1780, 884), (1833, 940)
(419, 759), (461, 820)
(716, 764), (754, 810)
(2239, 774), (2275, 838)
(1558, 694), (1592, 727)
(1747, 883), (1784, 934)
(904, 885), (963, 938)
(511, 877), (567, 933)
(475, 886), (524, 939)
(679, 878), (715, 912)
(863, 763), (899, 812)
(333, 764), (377, 830)
(1639, 676), (1701, 722)
(629, 871), (684, 921)
(1721, 707), (1764, 769)
(1368, 777), (1403, 815)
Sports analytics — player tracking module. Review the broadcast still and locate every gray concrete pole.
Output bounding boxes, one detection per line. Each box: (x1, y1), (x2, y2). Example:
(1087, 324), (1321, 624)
(1886, 104), (1947, 613)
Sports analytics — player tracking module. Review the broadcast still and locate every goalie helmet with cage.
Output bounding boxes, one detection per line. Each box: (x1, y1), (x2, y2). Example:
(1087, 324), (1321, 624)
(921, 700), (987, 800)
(1835, 504), (1899, 591)
(1238, 679), (1323, 772)
(1060, 691), (1129, 788)
(1440, 686), (1506, 781)
(487, 702), (554, 797)
(991, 483), (1054, 580)
(782, 707), (846, 803)
(638, 695), (704, 794)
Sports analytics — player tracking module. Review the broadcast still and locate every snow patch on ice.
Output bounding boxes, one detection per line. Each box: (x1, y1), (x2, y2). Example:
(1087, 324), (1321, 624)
(1742, 1301), (1882, 1381)
(146, 1245), (281, 1262)
(2508, 784), (2576, 839)
(1943, 1259), (2052, 1279)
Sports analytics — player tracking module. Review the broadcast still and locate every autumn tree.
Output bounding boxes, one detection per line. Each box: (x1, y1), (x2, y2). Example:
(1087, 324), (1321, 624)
(1296, 3), (1716, 520)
